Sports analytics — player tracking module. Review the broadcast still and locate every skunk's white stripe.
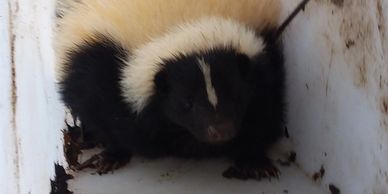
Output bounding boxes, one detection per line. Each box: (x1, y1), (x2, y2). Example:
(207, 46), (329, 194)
(197, 58), (218, 109)
(121, 17), (264, 113)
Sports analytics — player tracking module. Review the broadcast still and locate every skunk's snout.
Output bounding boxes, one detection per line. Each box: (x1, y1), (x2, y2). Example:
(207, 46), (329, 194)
(206, 121), (236, 143)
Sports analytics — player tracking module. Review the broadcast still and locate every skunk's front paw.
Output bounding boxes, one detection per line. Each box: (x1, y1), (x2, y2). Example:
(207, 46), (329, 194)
(223, 158), (280, 181)
(76, 150), (131, 175)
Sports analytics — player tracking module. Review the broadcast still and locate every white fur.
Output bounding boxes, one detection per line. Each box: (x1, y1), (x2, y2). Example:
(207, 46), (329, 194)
(55, 0), (280, 79)
(120, 17), (264, 113)
(197, 58), (218, 109)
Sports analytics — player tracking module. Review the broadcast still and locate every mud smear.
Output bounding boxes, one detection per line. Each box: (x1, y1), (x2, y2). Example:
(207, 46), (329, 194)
(331, 0), (344, 7)
(63, 128), (82, 168)
(380, 96), (388, 132)
(277, 151), (297, 166)
(312, 165), (325, 181)
(50, 163), (73, 194)
(381, 96), (388, 115)
(355, 60), (368, 88)
(326, 48), (334, 97)
(379, 75), (383, 90)
(305, 83), (309, 90)
(8, 1), (20, 193)
(63, 119), (93, 169)
(339, 0), (373, 89)
(345, 39), (355, 48)
(377, 0), (385, 39)
(329, 184), (341, 194)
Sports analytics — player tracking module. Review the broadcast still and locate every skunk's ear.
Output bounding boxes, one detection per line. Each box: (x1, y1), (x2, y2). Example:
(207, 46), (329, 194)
(154, 69), (169, 93)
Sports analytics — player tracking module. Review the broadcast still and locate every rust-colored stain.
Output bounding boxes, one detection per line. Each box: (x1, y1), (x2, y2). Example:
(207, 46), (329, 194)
(380, 96), (388, 132)
(376, 0), (386, 52)
(377, 0), (384, 21)
(339, 1), (373, 89)
(329, 184), (341, 194)
(9, 7), (17, 125)
(345, 39), (355, 48)
(377, 0), (384, 32)
(10, 32), (17, 125)
(331, 0), (344, 7)
(380, 75), (383, 89)
(8, 1), (20, 193)
(355, 61), (368, 88)
(381, 96), (388, 115)
(326, 48), (334, 97)
(312, 165), (325, 182)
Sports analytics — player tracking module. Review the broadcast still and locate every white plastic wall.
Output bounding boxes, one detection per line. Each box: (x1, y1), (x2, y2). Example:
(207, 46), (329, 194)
(1, 0), (65, 194)
(0, 0), (387, 194)
(283, 0), (388, 193)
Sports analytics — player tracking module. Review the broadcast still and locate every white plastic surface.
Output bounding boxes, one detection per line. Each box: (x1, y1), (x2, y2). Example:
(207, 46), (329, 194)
(1, 0), (66, 194)
(1, 0), (388, 194)
(69, 156), (326, 194)
(283, 0), (388, 193)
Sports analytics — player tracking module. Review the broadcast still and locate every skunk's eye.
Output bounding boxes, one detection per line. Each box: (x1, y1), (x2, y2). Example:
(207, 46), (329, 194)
(182, 100), (193, 111)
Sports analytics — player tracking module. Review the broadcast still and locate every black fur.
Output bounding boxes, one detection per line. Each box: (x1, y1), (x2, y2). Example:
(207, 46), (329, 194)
(59, 33), (285, 179)
(59, 38), (134, 158)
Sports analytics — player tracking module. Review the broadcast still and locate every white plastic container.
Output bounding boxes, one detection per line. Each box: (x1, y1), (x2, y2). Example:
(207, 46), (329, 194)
(1, 0), (387, 193)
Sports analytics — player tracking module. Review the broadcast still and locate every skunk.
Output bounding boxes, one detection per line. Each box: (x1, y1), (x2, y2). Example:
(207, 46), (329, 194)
(55, 0), (309, 180)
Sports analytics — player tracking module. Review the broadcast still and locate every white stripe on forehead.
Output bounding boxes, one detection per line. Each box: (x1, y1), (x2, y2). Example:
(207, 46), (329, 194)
(197, 58), (218, 109)
(120, 17), (264, 114)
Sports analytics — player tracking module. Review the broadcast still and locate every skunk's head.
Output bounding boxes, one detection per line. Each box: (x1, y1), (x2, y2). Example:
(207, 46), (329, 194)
(121, 17), (267, 144)
(154, 50), (253, 143)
